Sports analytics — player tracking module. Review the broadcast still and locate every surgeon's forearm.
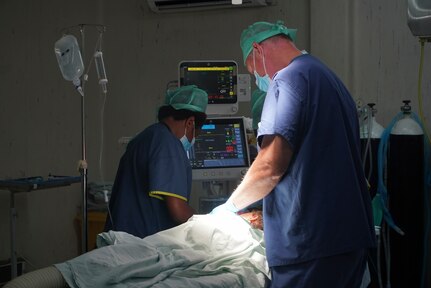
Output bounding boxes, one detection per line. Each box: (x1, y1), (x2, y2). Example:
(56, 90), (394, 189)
(230, 158), (279, 210)
(230, 134), (292, 210)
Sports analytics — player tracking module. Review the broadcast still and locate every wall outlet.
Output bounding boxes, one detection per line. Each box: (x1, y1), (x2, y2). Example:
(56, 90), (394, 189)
(238, 74), (251, 102)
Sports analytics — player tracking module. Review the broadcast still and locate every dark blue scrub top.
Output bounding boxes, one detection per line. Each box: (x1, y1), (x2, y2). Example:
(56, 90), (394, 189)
(105, 122), (192, 238)
(258, 54), (376, 267)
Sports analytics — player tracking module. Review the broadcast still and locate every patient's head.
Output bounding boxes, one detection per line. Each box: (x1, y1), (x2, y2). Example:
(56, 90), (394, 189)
(239, 209), (263, 230)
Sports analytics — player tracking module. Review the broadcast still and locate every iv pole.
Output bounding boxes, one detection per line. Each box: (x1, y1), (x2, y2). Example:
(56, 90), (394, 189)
(79, 24), (88, 253)
(59, 23), (106, 253)
(77, 23), (106, 253)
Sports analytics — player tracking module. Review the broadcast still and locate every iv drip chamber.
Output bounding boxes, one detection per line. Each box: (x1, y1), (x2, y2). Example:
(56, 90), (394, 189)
(94, 51), (108, 94)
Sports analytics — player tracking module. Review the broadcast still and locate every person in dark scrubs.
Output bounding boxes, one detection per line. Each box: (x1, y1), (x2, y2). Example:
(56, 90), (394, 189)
(251, 88), (266, 137)
(213, 21), (376, 287)
(105, 85), (208, 238)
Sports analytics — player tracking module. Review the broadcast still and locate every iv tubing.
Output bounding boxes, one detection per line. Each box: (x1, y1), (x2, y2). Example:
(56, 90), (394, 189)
(359, 105), (374, 182)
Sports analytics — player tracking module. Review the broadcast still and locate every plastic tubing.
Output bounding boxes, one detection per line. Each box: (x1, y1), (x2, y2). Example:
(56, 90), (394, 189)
(376, 112), (405, 235)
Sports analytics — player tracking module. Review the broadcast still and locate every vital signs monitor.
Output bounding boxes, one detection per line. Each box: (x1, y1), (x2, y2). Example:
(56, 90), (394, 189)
(189, 117), (250, 181)
(179, 60), (238, 115)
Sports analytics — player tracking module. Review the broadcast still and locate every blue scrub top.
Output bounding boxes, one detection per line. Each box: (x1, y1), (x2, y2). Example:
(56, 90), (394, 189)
(258, 54), (376, 267)
(105, 122), (192, 238)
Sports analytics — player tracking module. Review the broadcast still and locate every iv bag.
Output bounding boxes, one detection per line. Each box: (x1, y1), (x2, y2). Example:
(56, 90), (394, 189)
(54, 35), (84, 82)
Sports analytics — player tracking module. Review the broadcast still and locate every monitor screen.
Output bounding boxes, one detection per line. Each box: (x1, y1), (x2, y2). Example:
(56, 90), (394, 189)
(179, 60), (238, 115)
(189, 117), (250, 181)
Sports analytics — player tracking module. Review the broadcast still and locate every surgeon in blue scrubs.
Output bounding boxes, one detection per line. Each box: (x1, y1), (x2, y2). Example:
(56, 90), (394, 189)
(105, 85), (208, 238)
(214, 21), (376, 287)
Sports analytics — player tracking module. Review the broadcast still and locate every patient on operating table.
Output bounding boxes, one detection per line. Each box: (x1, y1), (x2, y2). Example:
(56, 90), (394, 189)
(238, 209), (263, 230)
(55, 211), (269, 288)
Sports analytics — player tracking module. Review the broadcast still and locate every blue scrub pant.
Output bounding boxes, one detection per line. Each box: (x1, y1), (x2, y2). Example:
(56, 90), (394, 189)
(269, 249), (367, 288)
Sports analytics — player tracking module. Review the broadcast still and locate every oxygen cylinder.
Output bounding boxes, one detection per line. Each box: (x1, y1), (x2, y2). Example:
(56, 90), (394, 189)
(387, 100), (424, 288)
(360, 103), (385, 198)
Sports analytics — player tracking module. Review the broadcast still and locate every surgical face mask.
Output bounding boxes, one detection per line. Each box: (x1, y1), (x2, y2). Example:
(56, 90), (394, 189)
(253, 49), (271, 92)
(254, 71), (271, 92)
(180, 123), (195, 152)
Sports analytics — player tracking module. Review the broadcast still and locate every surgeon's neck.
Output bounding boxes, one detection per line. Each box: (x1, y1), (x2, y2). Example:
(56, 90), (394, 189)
(264, 39), (302, 78)
(162, 117), (186, 139)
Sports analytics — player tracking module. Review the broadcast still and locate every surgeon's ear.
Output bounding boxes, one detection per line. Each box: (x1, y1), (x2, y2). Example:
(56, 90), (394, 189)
(253, 42), (264, 57)
(186, 116), (195, 128)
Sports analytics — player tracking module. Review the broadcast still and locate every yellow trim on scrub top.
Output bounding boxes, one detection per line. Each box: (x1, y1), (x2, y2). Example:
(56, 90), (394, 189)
(149, 191), (187, 202)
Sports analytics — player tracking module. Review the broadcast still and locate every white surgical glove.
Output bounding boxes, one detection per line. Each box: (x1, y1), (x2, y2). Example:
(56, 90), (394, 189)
(210, 199), (239, 214)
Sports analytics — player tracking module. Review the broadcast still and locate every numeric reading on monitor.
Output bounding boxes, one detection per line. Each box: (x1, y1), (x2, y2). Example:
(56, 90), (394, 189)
(190, 122), (245, 167)
(179, 61), (237, 104)
(189, 117), (250, 181)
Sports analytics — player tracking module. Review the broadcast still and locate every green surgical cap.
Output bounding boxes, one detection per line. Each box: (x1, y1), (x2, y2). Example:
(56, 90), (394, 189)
(165, 85), (208, 113)
(251, 89), (266, 130)
(240, 20), (297, 64)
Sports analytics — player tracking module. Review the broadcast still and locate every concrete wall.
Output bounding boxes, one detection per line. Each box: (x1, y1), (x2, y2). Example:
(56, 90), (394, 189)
(310, 0), (431, 124)
(0, 0), (429, 278)
(0, 0), (310, 270)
